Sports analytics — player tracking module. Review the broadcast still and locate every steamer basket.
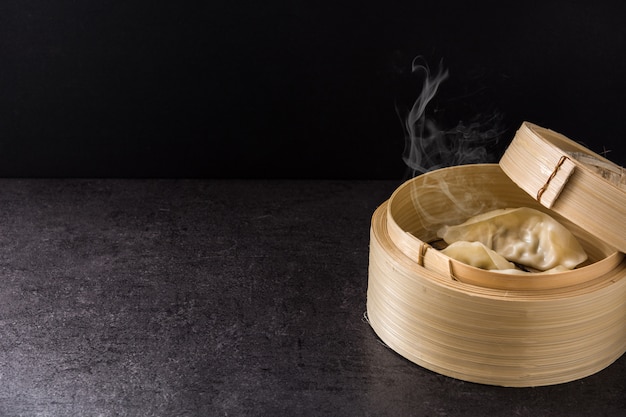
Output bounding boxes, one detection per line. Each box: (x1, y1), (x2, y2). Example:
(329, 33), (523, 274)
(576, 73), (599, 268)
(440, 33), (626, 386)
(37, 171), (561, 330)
(386, 164), (623, 291)
(367, 163), (626, 387)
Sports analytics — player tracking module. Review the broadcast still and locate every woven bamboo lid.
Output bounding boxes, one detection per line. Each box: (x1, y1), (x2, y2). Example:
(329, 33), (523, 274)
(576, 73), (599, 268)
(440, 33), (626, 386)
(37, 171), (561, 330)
(500, 122), (626, 253)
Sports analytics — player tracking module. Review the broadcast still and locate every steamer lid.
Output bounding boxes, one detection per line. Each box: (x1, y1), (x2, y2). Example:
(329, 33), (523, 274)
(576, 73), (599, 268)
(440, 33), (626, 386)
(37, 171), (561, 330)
(499, 122), (626, 253)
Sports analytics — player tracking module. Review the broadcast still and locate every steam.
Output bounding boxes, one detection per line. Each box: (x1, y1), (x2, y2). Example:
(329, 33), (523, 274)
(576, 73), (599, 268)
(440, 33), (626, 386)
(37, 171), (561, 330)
(399, 57), (504, 177)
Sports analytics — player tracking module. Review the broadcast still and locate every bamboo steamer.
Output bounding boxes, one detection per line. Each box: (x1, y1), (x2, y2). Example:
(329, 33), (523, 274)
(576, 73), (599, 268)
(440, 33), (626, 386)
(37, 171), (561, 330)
(366, 123), (626, 387)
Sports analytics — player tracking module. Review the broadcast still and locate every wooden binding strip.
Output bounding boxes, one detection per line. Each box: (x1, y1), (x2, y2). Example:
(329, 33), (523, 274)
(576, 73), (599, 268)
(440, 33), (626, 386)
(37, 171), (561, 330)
(535, 155), (574, 206)
(500, 122), (626, 253)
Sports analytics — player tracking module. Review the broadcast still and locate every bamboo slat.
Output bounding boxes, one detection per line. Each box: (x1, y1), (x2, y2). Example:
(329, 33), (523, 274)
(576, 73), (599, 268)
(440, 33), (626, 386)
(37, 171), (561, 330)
(367, 163), (626, 387)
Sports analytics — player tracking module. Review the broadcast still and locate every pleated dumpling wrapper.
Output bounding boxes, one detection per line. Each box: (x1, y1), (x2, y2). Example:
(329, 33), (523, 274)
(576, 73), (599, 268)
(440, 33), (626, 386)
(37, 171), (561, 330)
(437, 207), (587, 271)
(441, 241), (570, 274)
(441, 241), (517, 270)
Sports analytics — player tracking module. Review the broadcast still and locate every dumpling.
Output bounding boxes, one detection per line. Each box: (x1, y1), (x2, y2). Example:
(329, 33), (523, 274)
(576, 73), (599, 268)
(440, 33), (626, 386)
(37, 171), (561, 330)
(441, 241), (517, 270)
(437, 207), (587, 271)
(442, 241), (573, 274)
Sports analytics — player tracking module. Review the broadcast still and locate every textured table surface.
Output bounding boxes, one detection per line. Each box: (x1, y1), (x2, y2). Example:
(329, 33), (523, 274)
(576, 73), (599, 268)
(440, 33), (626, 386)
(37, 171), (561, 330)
(0, 179), (623, 416)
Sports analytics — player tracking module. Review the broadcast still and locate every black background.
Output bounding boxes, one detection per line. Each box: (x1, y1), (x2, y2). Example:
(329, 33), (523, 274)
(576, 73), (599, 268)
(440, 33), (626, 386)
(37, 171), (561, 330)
(1, 0), (625, 179)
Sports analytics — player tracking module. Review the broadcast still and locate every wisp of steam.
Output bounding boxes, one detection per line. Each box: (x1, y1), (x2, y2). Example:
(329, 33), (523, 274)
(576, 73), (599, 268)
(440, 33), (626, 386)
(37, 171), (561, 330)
(399, 57), (505, 177)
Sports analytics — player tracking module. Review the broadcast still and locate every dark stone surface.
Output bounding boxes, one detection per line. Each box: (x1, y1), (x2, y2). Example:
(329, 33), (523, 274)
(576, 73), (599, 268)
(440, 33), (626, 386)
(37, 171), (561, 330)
(0, 179), (623, 416)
